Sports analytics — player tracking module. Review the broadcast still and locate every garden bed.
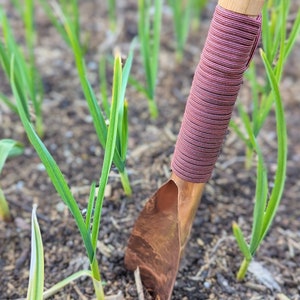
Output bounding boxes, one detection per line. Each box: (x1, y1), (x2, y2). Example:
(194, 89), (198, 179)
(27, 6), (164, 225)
(0, 1), (300, 299)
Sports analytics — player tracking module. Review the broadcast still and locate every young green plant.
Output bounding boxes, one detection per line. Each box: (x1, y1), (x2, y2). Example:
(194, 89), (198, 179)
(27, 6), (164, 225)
(40, 1), (133, 196)
(168, 0), (207, 62)
(230, 0), (300, 168)
(0, 139), (24, 222)
(27, 204), (94, 299)
(191, 0), (208, 30)
(12, 52), (128, 299)
(229, 0), (300, 279)
(131, 0), (162, 119)
(26, 204), (44, 300)
(38, 0), (80, 47)
(168, 0), (193, 62)
(107, 0), (117, 31)
(0, 6), (44, 137)
(232, 49), (287, 280)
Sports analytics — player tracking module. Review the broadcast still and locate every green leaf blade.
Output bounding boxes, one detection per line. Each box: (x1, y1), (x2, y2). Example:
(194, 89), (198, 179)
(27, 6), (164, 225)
(26, 205), (44, 300)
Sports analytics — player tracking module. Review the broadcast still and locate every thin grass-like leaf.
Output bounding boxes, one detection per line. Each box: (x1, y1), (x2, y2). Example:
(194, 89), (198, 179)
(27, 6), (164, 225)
(118, 40), (135, 162)
(0, 93), (18, 113)
(56, 5), (125, 172)
(168, 0), (193, 60)
(99, 57), (110, 117)
(233, 102), (268, 255)
(283, 7), (300, 63)
(26, 205), (44, 300)
(138, 0), (152, 99)
(0, 139), (23, 173)
(0, 6), (44, 136)
(0, 188), (11, 222)
(260, 50), (287, 242)
(249, 150), (268, 255)
(232, 222), (251, 261)
(11, 57), (94, 262)
(107, 0), (117, 30)
(229, 119), (251, 149)
(137, 0), (162, 118)
(43, 270), (93, 299)
(152, 0), (162, 88)
(128, 76), (149, 96)
(261, 4), (272, 62)
(0, 139), (23, 221)
(24, 0), (35, 51)
(245, 63), (261, 135)
(120, 100), (129, 162)
(85, 182), (96, 230)
(120, 39), (136, 103)
(11, 0), (22, 14)
(235, 103), (269, 255)
(273, 1), (287, 83)
(38, 0), (70, 45)
(0, 10), (30, 118)
(91, 53), (122, 249)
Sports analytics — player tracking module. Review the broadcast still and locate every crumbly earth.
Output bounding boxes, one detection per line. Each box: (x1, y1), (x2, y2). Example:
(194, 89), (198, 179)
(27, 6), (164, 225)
(0, 1), (299, 299)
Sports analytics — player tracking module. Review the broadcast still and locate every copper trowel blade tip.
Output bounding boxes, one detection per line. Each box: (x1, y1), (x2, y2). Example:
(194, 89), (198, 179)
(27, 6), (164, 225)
(125, 179), (180, 300)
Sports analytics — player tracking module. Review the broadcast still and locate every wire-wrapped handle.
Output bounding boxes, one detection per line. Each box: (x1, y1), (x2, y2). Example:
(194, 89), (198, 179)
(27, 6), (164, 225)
(171, 5), (262, 183)
(219, 0), (264, 16)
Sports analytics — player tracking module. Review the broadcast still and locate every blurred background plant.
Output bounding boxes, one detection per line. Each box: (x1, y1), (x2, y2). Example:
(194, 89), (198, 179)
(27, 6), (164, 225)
(107, 0), (117, 31)
(129, 0), (162, 119)
(0, 2), (44, 137)
(39, 0), (133, 196)
(0, 139), (24, 222)
(230, 0), (300, 279)
(168, 0), (207, 62)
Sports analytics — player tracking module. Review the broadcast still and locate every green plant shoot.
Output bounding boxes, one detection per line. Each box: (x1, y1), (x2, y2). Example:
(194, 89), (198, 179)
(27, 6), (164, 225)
(12, 47), (129, 298)
(229, 0), (298, 279)
(107, 0), (117, 31)
(191, 0), (208, 30)
(38, 0), (80, 47)
(135, 0), (162, 118)
(26, 205), (44, 300)
(233, 49), (288, 280)
(0, 7), (44, 137)
(41, 2), (133, 196)
(168, 0), (194, 62)
(168, 0), (207, 61)
(0, 139), (24, 222)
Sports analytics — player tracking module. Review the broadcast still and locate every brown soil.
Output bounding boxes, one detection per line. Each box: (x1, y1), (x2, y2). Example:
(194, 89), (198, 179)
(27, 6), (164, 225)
(1, 1), (299, 299)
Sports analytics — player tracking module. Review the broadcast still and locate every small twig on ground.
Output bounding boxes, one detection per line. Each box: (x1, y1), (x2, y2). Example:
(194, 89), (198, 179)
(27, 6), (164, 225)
(105, 291), (124, 300)
(134, 267), (145, 300)
(73, 284), (88, 300)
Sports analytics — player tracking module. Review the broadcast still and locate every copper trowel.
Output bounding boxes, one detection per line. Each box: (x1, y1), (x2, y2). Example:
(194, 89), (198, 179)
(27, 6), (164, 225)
(125, 173), (205, 299)
(125, 0), (264, 299)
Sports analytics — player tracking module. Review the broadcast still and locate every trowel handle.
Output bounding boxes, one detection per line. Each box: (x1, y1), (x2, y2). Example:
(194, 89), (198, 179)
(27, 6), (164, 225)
(171, 0), (264, 183)
(218, 0), (264, 16)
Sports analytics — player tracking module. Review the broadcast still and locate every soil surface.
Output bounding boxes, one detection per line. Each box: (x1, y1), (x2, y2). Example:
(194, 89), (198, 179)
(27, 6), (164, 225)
(1, 1), (300, 299)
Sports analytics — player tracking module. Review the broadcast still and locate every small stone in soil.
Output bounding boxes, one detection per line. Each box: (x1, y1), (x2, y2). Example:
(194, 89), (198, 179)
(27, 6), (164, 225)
(216, 273), (235, 294)
(204, 281), (211, 289)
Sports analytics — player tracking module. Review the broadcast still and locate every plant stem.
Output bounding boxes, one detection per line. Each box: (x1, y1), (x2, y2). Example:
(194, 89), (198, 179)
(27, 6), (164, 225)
(0, 189), (12, 222)
(245, 147), (253, 170)
(35, 114), (44, 139)
(175, 50), (183, 63)
(148, 99), (158, 119)
(90, 258), (105, 300)
(120, 170), (132, 196)
(236, 257), (251, 281)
